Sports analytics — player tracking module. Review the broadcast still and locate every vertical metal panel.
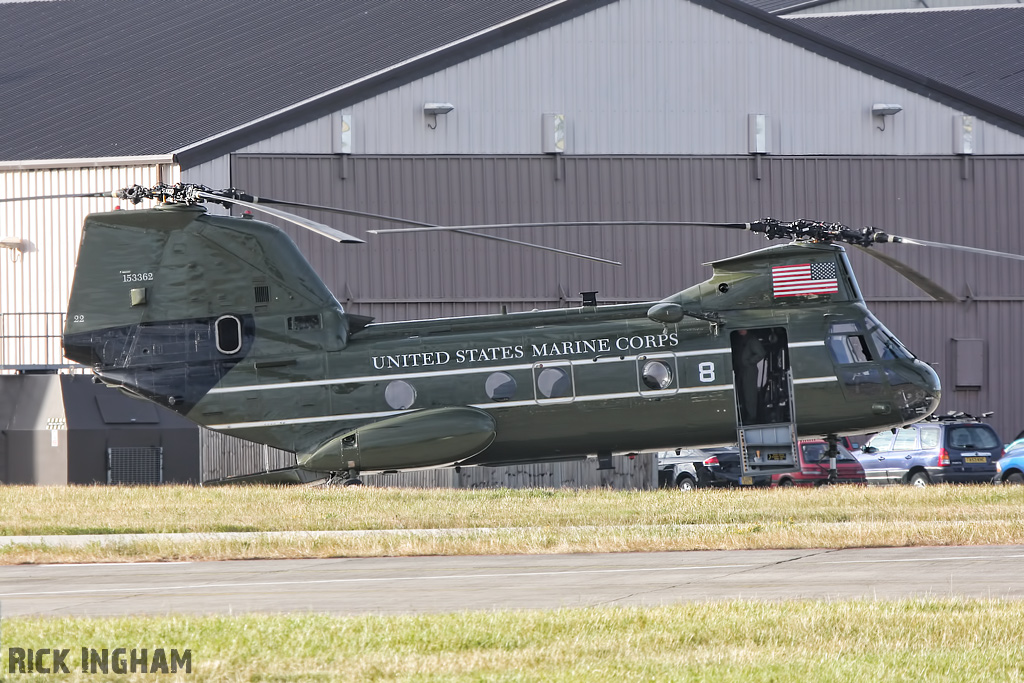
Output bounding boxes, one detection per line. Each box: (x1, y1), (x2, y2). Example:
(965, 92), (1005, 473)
(233, 153), (1024, 440)
(237, 0), (1024, 157)
(362, 454), (657, 490)
(199, 428), (296, 482)
(951, 338), (985, 389)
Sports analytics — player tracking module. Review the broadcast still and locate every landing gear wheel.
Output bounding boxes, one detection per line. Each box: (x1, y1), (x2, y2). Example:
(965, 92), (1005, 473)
(909, 472), (930, 487)
(343, 477), (364, 486)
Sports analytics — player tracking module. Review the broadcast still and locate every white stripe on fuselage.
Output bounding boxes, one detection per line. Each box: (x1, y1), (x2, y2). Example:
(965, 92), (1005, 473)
(206, 383), (737, 430)
(207, 347), (734, 395)
(203, 343), (840, 431)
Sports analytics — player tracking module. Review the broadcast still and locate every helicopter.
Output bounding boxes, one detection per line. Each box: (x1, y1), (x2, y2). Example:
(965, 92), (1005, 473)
(12, 182), (1024, 484)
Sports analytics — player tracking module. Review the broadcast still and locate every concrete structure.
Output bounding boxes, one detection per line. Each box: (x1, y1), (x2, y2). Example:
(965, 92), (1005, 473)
(0, 374), (199, 484)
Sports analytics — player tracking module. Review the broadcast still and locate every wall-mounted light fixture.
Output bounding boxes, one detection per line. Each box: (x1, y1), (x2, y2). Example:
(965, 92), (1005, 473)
(333, 113), (353, 179)
(954, 114), (974, 155)
(332, 113), (352, 155)
(541, 113), (566, 154)
(748, 114), (769, 154)
(424, 102), (454, 129)
(872, 103), (903, 131)
(0, 236), (26, 262)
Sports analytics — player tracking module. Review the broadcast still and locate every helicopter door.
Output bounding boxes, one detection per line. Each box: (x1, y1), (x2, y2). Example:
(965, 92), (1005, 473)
(731, 327), (800, 477)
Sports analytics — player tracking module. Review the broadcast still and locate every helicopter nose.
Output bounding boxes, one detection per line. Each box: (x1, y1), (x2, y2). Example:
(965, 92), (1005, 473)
(900, 359), (941, 420)
(919, 360), (941, 410)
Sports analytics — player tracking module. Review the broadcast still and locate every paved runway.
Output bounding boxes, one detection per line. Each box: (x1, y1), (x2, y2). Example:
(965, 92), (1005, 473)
(2, 545), (1023, 617)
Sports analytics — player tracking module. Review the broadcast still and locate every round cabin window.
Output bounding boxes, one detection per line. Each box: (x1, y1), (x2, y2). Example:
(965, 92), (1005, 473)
(536, 367), (571, 398)
(385, 380), (416, 410)
(641, 360), (674, 390)
(485, 372), (517, 401)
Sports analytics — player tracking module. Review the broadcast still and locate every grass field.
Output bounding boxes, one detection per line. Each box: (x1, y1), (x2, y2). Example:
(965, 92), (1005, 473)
(1, 484), (1023, 564)
(5, 486), (1024, 681)
(4, 599), (1024, 682)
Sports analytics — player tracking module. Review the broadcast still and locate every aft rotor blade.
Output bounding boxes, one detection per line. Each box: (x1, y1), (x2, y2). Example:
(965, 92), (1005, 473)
(851, 244), (959, 303)
(246, 200), (621, 263)
(0, 191), (115, 203)
(252, 197), (432, 229)
(895, 236), (1024, 262)
(368, 220), (753, 235)
(196, 191), (364, 243)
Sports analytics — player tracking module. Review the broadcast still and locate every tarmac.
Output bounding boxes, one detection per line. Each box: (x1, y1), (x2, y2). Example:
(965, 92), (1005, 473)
(2, 543), (1022, 617)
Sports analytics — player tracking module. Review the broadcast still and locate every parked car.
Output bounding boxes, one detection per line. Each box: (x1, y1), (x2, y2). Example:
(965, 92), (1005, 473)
(1005, 430), (1024, 453)
(772, 439), (866, 487)
(656, 449), (713, 491)
(701, 438), (857, 488)
(995, 441), (1024, 485)
(857, 414), (1003, 486)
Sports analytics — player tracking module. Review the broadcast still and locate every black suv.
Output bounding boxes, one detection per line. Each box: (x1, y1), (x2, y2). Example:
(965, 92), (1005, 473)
(856, 413), (1003, 486)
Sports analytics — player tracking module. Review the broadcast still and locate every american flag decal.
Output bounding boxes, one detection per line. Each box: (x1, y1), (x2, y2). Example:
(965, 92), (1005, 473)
(772, 262), (838, 297)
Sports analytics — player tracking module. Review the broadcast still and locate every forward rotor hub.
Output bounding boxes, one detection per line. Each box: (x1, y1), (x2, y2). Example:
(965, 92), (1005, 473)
(749, 218), (898, 248)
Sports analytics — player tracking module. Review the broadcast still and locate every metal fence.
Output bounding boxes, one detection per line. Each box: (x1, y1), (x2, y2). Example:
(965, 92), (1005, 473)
(0, 312), (86, 372)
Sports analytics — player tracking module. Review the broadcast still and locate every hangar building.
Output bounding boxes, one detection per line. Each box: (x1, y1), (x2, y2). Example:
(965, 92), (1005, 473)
(2, 0), (1023, 483)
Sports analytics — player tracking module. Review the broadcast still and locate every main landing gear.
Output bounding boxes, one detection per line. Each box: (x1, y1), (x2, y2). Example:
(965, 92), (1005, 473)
(326, 470), (364, 487)
(825, 434), (839, 485)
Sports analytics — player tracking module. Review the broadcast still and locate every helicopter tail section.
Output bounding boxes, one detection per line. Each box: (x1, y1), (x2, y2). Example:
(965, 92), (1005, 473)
(62, 205), (348, 415)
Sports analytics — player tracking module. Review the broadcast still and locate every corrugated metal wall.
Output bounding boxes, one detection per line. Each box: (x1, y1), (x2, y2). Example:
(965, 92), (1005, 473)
(233, 153), (1024, 441)
(199, 424), (656, 489)
(364, 454), (657, 490)
(238, 0), (1024, 158)
(0, 163), (174, 368)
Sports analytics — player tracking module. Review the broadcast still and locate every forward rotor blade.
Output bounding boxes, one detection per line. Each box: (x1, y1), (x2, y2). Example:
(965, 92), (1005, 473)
(368, 220), (753, 235)
(0, 191), (115, 203)
(195, 191), (364, 243)
(452, 229), (621, 265)
(895, 236), (1024, 262)
(851, 244), (959, 303)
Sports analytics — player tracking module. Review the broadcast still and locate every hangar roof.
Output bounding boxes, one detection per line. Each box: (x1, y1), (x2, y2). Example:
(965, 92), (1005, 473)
(1, 0), (1023, 167)
(787, 6), (1024, 123)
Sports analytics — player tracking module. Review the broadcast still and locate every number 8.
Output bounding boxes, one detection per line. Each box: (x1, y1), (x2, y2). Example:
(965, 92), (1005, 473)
(698, 362), (715, 383)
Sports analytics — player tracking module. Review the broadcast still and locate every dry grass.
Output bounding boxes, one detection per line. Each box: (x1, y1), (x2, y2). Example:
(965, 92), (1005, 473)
(3, 484), (1023, 534)
(1, 485), (1023, 564)
(5, 599), (1024, 681)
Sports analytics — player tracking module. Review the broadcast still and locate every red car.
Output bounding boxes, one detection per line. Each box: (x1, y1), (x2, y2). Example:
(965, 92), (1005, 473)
(771, 439), (866, 487)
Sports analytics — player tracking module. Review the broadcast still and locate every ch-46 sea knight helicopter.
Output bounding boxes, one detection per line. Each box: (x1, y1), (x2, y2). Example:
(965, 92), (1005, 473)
(12, 182), (1024, 484)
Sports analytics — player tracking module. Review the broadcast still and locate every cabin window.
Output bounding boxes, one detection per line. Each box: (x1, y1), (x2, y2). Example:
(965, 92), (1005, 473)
(641, 360), (674, 390)
(288, 314), (322, 331)
(827, 333), (873, 364)
(384, 380), (416, 410)
(485, 372), (517, 401)
(536, 367), (571, 398)
(214, 315), (242, 355)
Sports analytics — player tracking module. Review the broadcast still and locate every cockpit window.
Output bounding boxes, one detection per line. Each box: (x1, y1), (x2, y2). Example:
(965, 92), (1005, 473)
(827, 322), (873, 364)
(865, 315), (915, 360)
